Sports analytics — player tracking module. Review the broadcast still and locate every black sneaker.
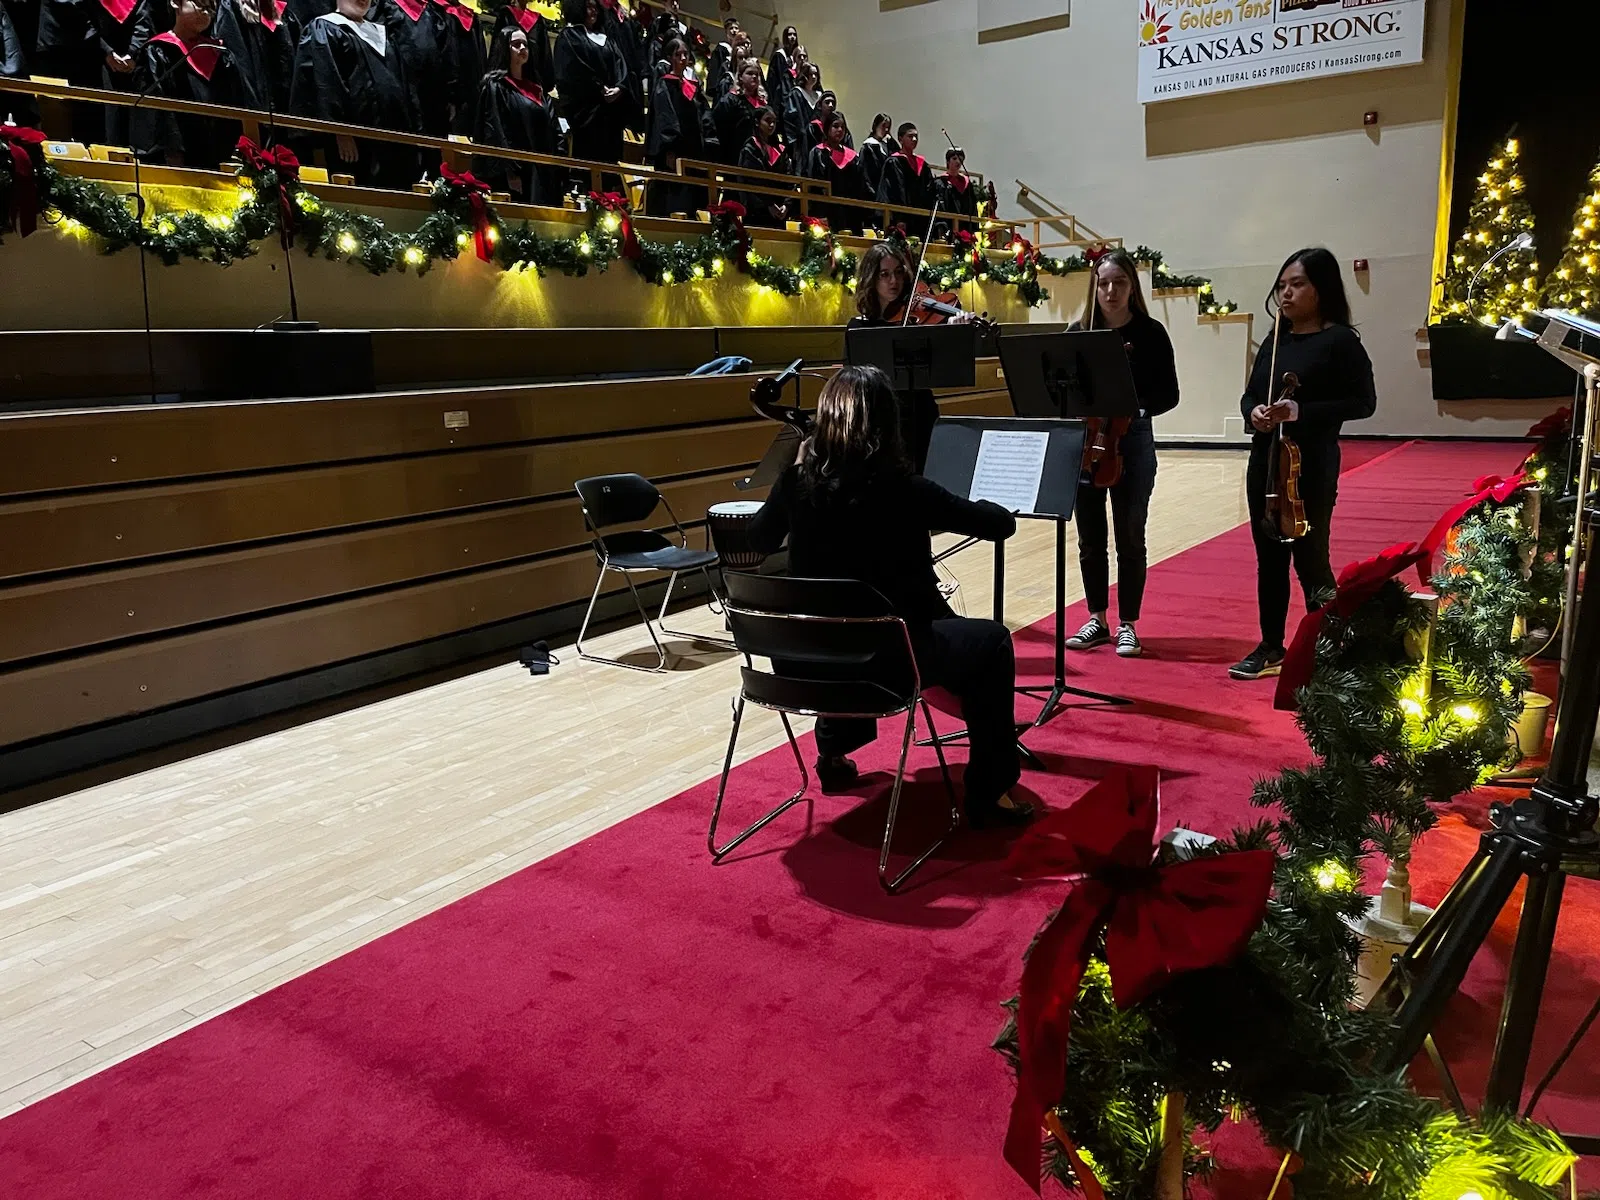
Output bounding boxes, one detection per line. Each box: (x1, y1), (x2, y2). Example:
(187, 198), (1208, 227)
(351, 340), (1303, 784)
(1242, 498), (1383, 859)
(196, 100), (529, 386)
(1066, 616), (1111, 650)
(815, 755), (860, 794)
(1229, 643), (1285, 680)
(1115, 624), (1142, 658)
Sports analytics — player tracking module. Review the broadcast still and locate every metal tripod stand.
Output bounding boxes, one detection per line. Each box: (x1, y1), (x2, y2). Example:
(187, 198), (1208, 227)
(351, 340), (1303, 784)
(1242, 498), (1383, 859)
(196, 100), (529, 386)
(1370, 495), (1599, 1153)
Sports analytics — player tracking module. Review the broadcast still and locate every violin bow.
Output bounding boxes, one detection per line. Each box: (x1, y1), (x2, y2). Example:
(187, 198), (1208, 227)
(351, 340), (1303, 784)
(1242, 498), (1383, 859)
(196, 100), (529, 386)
(902, 199), (942, 327)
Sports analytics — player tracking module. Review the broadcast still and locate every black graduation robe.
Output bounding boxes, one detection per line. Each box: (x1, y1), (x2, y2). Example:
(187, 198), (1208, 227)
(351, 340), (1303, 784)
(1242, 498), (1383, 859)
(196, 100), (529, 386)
(703, 39), (732, 103)
(876, 149), (935, 215)
(212, 0), (298, 114)
(282, 0), (330, 30)
(763, 45), (793, 113)
(428, 0), (481, 133)
(491, 2), (551, 91)
(595, 0), (643, 130)
(736, 134), (791, 227)
(780, 85), (816, 157)
(553, 22), (629, 167)
(710, 86), (758, 166)
(289, 12), (420, 188)
(644, 70), (708, 216)
(805, 141), (866, 234)
(130, 31), (242, 167)
(859, 134), (891, 198)
(0, 0), (37, 124)
(372, 0), (448, 137)
(470, 71), (559, 204)
(37, 0), (151, 142)
(936, 171), (979, 235)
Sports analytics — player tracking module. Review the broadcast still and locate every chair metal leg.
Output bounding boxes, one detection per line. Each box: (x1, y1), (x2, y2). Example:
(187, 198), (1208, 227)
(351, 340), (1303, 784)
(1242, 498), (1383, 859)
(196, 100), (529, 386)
(919, 698), (963, 825)
(659, 567), (737, 650)
(576, 566), (669, 673)
(880, 704), (956, 894)
(709, 701), (810, 860)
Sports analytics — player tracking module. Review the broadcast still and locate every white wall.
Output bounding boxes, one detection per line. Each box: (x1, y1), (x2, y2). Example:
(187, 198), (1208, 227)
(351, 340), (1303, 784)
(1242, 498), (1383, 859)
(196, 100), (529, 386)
(785, 0), (1539, 438)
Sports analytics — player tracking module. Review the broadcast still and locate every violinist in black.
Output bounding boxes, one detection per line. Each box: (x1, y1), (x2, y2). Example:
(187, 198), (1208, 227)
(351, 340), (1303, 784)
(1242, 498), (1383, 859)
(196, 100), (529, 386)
(644, 36), (711, 217)
(471, 23), (560, 204)
(1061, 249), (1179, 661)
(1230, 247), (1377, 681)
(876, 121), (935, 214)
(846, 241), (977, 473)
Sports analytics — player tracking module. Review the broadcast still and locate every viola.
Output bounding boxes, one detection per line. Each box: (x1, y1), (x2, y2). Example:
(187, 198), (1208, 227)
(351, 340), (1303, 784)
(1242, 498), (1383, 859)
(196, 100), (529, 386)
(1081, 338), (1136, 488)
(1260, 370), (1310, 542)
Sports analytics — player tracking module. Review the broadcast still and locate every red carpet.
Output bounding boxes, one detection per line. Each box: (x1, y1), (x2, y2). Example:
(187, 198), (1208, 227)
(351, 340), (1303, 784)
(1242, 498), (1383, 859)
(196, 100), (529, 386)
(6, 439), (1594, 1199)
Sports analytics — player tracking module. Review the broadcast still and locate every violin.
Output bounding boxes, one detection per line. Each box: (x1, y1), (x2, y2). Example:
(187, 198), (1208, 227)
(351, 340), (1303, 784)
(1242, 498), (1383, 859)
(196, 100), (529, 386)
(1082, 337), (1137, 488)
(888, 280), (990, 329)
(1260, 370), (1310, 542)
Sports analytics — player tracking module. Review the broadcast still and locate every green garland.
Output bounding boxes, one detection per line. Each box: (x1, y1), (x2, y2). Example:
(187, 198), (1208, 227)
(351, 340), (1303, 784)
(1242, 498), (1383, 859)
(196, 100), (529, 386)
(994, 477), (1566, 1200)
(0, 146), (1243, 312)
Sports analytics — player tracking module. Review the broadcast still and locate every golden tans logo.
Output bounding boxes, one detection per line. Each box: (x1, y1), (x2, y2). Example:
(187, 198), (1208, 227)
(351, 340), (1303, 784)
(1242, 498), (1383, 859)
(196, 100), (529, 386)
(1279, 0), (1339, 10)
(1139, 0), (1172, 44)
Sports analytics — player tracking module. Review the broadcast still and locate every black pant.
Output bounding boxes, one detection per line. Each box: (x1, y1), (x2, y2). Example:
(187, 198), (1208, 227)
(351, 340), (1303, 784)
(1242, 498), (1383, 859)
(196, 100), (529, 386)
(899, 389), (939, 474)
(815, 616), (1020, 809)
(1074, 422), (1157, 622)
(1246, 441), (1338, 648)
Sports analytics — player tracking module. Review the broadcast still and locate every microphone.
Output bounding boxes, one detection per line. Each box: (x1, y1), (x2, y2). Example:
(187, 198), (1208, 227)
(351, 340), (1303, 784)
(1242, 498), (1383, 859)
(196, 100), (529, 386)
(1467, 230), (1535, 323)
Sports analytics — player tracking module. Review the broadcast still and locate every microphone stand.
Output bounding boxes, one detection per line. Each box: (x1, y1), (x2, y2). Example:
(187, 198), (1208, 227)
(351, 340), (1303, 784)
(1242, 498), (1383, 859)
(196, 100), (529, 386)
(1466, 231), (1534, 325)
(256, 0), (313, 331)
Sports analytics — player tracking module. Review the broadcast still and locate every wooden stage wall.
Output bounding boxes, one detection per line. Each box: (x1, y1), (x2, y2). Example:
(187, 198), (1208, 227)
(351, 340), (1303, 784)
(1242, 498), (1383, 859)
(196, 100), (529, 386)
(0, 330), (1011, 789)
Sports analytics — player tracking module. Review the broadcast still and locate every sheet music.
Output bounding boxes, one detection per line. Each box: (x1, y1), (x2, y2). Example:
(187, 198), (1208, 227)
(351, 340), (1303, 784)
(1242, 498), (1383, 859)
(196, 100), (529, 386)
(969, 429), (1048, 514)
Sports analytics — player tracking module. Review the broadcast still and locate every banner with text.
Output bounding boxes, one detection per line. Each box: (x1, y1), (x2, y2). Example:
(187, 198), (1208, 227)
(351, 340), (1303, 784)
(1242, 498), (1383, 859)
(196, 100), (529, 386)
(1137, 0), (1426, 104)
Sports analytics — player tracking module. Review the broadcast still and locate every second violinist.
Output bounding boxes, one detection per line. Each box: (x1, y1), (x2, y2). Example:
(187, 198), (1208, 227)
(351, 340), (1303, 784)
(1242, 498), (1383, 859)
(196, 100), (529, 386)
(1064, 248), (1179, 659)
(847, 241), (975, 472)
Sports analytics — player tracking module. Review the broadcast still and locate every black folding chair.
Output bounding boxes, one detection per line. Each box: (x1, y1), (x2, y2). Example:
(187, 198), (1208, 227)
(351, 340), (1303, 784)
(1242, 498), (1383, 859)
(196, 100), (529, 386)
(574, 473), (729, 672)
(708, 572), (961, 894)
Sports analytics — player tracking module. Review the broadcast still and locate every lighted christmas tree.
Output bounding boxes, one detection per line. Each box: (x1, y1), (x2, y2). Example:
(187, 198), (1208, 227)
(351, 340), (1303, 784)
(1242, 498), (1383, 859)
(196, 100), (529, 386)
(1544, 158), (1600, 317)
(1433, 136), (1539, 325)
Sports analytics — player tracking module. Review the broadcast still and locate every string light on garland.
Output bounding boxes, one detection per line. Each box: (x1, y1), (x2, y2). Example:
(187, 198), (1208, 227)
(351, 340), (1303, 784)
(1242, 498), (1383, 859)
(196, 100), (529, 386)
(1433, 136), (1539, 325)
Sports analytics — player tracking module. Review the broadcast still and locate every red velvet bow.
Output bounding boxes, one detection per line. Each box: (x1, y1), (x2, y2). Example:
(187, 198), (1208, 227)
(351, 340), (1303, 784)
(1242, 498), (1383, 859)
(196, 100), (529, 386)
(1414, 470), (1528, 582)
(1273, 540), (1429, 709)
(444, 164), (494, 262)
(1526, 405), (1572, 441)
(1084, 243), (1110, 265)
(235, 136), (301, 248)
(712, 200), (751, 269)
(588, 190), (640, 260)
(1003, 767), (1275, 1194)
(1011, 236), (1037, 265)
(1, 125), (45, 238)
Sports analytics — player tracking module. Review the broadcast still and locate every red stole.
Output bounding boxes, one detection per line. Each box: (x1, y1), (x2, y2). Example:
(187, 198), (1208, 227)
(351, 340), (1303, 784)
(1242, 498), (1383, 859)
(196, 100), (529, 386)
(98, 0), (138, 24)
(827, 145), (856, 170)
(507, 3), (540, 32)
(151, 30), (223, 80)
(752, 139), (780, 167)
(256, 0), (283, 32)
(506, 75), (544, 103)
(662, 73), (697, 102)
(393, 0), (427, 20)
(946, 173), (969, 192)
(743, 92), (761, 108)
(893, 151), (926, 175)
(428, 0), (476, 33)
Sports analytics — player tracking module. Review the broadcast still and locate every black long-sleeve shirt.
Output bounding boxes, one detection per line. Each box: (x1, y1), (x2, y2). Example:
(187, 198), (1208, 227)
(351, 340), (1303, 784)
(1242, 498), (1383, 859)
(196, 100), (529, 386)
(1070, 310), (1179, 423)
(1241, 323), (1376, 473)
(749, 463), (1016, 628)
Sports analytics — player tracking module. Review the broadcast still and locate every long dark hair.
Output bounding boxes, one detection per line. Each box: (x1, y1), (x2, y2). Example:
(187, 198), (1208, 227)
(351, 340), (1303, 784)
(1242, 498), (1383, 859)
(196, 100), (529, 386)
(871, 112), (891, 140)
(854, 242), (911, 321)
(1267, 246), (1352, 328)
(800, 365), (907, 489)
(561, 0), (597, 29)
(1079, 248), (1149, 328)
(487, 26), (529, 78)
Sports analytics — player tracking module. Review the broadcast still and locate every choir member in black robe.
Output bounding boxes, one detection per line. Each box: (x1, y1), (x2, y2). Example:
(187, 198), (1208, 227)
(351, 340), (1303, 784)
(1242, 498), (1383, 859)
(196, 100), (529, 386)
(798, 88), (849, 161)
(645, 0), (699, 74)
(131, 0), (241, 167)
(1, 0), (38, 125)
(704, 16), (739, 100)
(876, 121), (935, 215)
(710, 54), (759, 167)
(763, 21), (795, 114)
(553, 0), (629, 185)
(935, 145), (979, 236)
(643, 36), (708, 217)
(213, 0), (298, 114)
(373, 0), (447, 140)
(858, 112), (892, 199)
(805, 111), (865, 235)
(780, 58), (817, 155)
(491, 0), (550, 90)
(427, 0), (481, 133)
(735, 105), (791, 228)
(471, 23), (559, 204)
(281, 0), (327, 29)
(595, 0), (641, 129)
(289, 0), (420, 188)
(36, 0), (152, 144)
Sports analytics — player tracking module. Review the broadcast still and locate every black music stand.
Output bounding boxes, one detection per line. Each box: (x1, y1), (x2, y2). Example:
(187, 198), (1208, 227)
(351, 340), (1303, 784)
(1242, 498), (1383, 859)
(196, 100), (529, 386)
(997, 330), (1143, 724)
(845, 324), (979, 391)
(923, 416), (1087, 756)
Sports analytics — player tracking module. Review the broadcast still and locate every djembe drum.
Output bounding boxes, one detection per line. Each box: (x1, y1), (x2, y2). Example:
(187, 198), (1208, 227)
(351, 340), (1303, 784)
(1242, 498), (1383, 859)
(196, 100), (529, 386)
(706, 501), (769, 571)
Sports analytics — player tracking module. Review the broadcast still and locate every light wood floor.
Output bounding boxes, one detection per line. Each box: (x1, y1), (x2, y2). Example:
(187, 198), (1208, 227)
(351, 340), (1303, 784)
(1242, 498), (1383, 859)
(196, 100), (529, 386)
(0, 450), (1251, 1116)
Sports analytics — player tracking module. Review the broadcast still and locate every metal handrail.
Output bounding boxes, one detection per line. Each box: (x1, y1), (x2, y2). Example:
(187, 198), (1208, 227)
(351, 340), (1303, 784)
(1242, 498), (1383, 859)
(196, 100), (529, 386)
(1012, 176), (1122, 254)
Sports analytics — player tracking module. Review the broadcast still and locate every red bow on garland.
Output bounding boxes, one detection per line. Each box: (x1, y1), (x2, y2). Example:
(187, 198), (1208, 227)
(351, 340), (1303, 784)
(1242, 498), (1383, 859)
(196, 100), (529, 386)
(234, 136), (300, 249)
(1084, 243), (1111, 265)
(2, 125), (46, 238)
(1526, 405), (1572, 441)
(711, 200), (750, 269)
(1414, 470), (1528, 582)
(1273, 540), (1430, 709)
(587, 190), (640, 260)
(442, 164), (495, 262)
(1003, 767), (1275, 1195)
(1011, 235), (1037, 265)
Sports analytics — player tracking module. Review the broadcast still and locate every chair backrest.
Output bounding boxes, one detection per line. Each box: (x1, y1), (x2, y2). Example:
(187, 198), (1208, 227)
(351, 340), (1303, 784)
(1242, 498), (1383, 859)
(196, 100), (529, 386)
(575, 473), (663, 532)
(722, 573), (916, 698)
